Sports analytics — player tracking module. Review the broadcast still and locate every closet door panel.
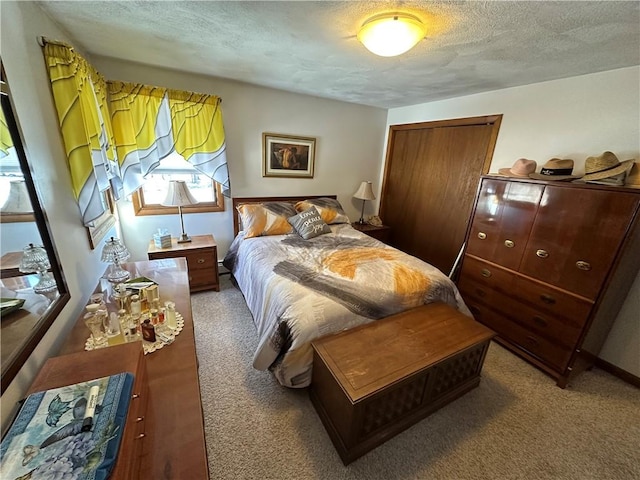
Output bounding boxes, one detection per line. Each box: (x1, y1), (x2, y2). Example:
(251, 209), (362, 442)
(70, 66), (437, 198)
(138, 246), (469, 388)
(466, 179), (544, 271)
(520, 187), (640, 299)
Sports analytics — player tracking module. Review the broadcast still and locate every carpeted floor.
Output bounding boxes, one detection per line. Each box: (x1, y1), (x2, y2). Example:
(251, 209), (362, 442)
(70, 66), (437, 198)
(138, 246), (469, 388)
(191, 275), (640, 480)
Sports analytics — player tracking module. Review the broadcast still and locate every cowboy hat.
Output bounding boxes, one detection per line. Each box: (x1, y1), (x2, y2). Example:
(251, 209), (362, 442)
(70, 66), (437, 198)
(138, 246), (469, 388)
(529, 158), (578, 181)
(576, 151), (634, 182)
(497, 158), (537, 178)
(624, 162), (640, 189)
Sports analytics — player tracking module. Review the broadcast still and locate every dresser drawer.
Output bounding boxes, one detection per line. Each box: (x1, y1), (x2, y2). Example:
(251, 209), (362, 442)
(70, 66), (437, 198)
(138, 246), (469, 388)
(188, 268), (217, 288)
(459, 255), (516, 295)
(184, 248), (216, 271)
(468, 301), (573, 372)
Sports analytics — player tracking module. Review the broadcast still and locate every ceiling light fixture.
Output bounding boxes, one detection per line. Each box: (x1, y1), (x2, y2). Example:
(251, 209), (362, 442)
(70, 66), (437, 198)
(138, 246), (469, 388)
(357, 13), (426, 57)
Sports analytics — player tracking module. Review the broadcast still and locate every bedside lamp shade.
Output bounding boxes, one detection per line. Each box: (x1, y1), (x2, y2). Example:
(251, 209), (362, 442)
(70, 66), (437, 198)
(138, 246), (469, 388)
(353, 181), (376, 224)
(1, 180), (33, 214)
(162, 180), (198, 243)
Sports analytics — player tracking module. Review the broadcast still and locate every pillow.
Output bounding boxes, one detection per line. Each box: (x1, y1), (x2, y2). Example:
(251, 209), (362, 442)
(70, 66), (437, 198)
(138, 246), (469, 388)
(288, 206), (331, 239)
(237, 202), (298, 238)
(294, 197), (350, 225)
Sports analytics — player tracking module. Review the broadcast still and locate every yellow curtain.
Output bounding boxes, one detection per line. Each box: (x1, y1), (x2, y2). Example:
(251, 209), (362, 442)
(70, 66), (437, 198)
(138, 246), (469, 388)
(43, 43), (119, 225)
(108, 81), (230, 196)
(0, 106), (12, 158)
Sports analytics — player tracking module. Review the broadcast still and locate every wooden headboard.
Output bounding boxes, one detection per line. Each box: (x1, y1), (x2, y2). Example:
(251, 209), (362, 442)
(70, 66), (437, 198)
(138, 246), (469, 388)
(232, 195), (337, 236)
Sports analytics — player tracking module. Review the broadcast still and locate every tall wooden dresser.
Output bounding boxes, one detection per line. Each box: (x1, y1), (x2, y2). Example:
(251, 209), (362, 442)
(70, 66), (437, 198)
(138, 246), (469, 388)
(457, 176), (640, 387)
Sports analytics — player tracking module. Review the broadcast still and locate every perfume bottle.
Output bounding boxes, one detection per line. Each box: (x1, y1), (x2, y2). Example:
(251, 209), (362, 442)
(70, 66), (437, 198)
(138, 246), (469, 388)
(130, 294), (141, 316)
(141, 318), (156, 343)
(165, 301), (177, 329)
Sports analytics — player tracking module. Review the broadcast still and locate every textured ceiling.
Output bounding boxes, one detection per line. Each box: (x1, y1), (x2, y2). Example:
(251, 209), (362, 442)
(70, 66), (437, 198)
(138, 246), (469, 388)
(36, 1), (640, 109)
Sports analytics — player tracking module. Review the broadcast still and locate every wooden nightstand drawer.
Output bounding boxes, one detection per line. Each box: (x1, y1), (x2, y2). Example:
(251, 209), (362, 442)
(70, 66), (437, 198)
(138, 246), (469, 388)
(351, 223), (391, 243)
(148, 235), (219, 292)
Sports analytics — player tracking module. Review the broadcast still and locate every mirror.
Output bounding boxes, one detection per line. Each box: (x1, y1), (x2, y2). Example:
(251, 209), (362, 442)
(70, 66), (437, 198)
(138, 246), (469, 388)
(1, 63), (70, 394)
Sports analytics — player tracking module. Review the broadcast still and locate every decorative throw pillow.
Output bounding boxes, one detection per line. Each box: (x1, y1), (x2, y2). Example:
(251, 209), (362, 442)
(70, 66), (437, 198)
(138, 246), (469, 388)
(288, 206), (331, 239)
(294, 197), (350, 225)
(237, 202), (297, 238)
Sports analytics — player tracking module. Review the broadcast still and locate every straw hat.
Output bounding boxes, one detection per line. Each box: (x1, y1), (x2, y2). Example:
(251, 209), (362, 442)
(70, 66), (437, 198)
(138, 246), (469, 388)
(529, 158), (578, 181)
(497, 159), (537, 178)
(578, 151), (634, 182)
(624, 162), (640, 188)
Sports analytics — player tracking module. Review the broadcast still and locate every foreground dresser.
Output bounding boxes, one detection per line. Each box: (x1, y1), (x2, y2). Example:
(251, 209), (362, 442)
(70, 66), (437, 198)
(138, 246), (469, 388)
(457, 176), (640, 387)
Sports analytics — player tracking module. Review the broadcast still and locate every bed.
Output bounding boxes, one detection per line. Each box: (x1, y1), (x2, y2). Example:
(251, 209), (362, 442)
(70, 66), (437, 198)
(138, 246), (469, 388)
(223, 195), (472, 388)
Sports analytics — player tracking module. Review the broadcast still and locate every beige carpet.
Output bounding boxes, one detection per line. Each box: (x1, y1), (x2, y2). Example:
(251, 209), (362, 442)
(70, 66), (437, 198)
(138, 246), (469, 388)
(191, 275), (640, 480)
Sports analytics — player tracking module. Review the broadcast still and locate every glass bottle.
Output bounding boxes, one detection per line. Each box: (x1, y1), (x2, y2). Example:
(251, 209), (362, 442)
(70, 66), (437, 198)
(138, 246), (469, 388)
(113, 283), (131, 313)
(117, 309), (130, 341)
(165, 301), (177, 330)
(84, 304), (107, 348)
(139, 287), (149, 313)
(150, 308), (159, 325)
(141, 318), (156, 342)
(105, 311), (125, 346)
(130, 294), (141, 316)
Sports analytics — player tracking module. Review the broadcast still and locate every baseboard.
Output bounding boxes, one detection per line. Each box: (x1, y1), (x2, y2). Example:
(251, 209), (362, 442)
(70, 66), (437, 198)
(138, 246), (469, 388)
(583, 351), (640, 388)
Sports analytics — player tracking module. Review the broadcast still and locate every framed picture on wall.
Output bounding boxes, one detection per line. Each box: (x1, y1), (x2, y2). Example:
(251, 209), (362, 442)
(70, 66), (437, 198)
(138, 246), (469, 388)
(262, 133), (316, 178)
(86, 190), (116, 250)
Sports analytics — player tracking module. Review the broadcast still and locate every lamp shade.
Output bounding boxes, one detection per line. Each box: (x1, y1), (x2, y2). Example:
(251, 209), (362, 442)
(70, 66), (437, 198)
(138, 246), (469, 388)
(357, 13), (426, 57)
(1, 179), (33, 214)
(353, 181), (376, 201)
(162, 180), (198, 207)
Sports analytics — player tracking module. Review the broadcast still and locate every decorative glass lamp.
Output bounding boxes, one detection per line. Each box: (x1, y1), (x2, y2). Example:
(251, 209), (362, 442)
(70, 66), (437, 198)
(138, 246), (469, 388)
(162, 180), (198, 243)
(101, 236), (131, 283)
(353, 181), (376, 224)
(19, 243), (57, 294)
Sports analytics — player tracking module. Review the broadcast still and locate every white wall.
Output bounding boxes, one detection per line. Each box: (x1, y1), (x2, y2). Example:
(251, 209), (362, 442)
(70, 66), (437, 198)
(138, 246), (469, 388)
(91, 57), (388, 262)
(386, 66), (640, 376)
(1, 2), (119, 431)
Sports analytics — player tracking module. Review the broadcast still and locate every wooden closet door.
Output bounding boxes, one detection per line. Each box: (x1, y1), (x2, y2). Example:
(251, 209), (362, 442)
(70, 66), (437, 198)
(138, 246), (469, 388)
(380, 116), (501, 274)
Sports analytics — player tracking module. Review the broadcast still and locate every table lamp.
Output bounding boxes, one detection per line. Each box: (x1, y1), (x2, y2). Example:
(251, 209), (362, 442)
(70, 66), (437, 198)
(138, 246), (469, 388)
(19, 243), (57, 294)
(353, 181), (376, 224)
(101, 236), (131, 283)
(162, 180), (198, 243)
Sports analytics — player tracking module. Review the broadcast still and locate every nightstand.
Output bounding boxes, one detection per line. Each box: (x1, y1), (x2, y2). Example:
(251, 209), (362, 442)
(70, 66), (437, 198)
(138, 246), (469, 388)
(147, 234), (219, 292)
(351, 222), (391, 243)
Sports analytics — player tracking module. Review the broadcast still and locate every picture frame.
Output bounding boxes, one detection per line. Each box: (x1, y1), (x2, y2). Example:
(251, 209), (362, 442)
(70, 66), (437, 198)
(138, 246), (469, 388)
(262, 133), (316, 178)
(86, 190), (116, 250)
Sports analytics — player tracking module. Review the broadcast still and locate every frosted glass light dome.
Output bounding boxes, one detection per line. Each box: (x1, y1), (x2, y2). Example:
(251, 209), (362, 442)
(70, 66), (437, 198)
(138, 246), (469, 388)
(357, 13), (426, 57)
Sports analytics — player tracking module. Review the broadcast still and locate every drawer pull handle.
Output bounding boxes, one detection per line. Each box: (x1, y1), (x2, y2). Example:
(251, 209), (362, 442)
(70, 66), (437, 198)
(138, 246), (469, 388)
(475, 288), (486, 297)
(533, 316), (548, 327)
(540, 294), (556, 305)
(576, 261), (591, 271)
(477, 232), (487, 240)
(136, 417), (144, 422)
(536, 249), (549, 259)
(136, 433), (146, 439)
(197, 258), (205, 264)
(504, 239), (515, 248)
(526, 336), (539, 347)
(481, 268), (492, 278)
(132, 393), (140, 399)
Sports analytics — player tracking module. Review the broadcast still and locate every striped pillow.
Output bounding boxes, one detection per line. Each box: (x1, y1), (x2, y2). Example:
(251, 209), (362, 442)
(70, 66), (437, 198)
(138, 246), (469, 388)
(237, 202), (297, 238)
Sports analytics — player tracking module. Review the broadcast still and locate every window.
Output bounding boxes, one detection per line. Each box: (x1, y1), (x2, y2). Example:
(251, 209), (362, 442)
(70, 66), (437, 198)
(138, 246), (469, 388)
(132, 152), (224, 216)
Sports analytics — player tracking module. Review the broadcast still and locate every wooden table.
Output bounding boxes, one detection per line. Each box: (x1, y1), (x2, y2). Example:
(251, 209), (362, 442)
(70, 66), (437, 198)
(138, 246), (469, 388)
(351, 222), (391, 243)
(58, 258), (209, 479)
(147, 234), (219, 292)
(1, 251), (23, 278)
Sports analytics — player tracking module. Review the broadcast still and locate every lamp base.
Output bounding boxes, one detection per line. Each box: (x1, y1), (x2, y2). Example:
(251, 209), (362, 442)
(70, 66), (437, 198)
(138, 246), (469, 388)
(177, 234), (192, 244)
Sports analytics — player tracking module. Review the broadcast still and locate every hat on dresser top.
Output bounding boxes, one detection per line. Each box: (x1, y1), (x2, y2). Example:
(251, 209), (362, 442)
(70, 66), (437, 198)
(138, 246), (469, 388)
(624, 162), (640, 188)
(529, 158), (578, 181)
(497, 158), (537, 178)
(575, 151), (635, 182)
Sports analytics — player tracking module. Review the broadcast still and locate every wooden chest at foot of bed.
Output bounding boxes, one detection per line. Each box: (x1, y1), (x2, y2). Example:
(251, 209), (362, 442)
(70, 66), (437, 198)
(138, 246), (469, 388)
(309, 302), (495, 465)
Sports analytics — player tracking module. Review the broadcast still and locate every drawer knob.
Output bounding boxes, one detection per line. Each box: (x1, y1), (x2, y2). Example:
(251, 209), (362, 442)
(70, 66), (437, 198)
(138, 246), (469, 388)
(526, 335), (539, 347)
(136, 433), (146, 439)
(504, 239), (515, 248)
(477, 232), (487, 240)
(132, 393), (140, 399)
(481, 268), (492, 278)
(576, 260), (591, 271)
(197, 258), (206, 264)
(540, 294), (556, 305)
(536, 249), (549, 259)
(533, 316), (548, 327)
(136, 416), (144, 422)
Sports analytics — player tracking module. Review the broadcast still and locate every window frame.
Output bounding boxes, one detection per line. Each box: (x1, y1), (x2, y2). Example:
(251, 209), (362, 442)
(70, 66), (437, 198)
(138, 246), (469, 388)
(132, 181), (224, 216)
